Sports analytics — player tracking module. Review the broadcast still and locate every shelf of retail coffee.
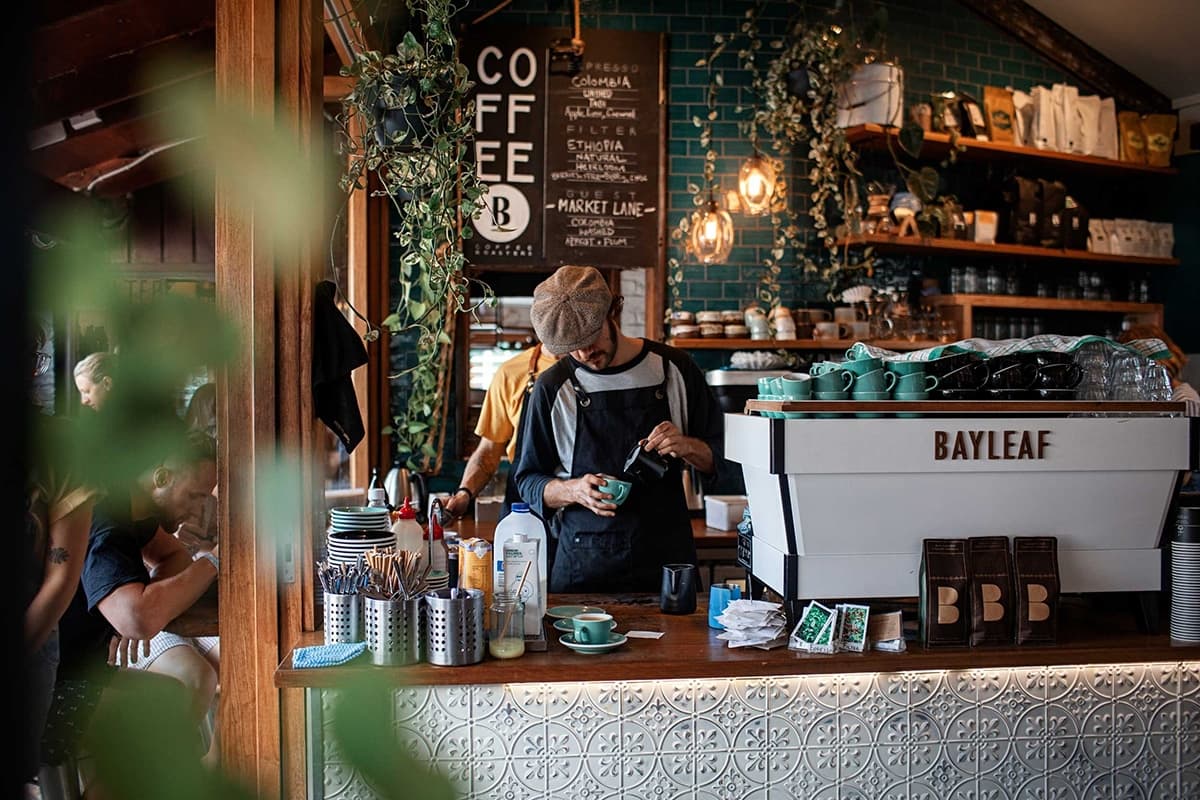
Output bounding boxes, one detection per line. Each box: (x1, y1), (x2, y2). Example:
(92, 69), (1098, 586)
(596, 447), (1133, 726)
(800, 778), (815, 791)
(843, 123), (1179, 177)
(837, 233), (1180, 266)
(929, 294), (1164, 315)
(667, 337), (943, 351)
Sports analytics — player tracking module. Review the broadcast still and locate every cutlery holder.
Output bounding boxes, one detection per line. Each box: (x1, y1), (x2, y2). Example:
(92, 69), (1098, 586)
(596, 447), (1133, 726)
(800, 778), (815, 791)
(323, 592), (362, 645)
(364, 596), (426, 665)
(425, 588), (485, 666)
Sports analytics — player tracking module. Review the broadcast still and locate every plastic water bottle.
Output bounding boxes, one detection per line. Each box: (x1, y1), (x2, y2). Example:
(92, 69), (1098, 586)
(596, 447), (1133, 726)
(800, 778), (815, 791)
(492, 503), (548, 623)
(367, 487), (390, 511)
(391, 497), (424, 555)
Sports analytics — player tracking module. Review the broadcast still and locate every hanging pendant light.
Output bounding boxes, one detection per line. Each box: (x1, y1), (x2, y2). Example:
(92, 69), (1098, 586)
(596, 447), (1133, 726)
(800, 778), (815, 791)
(737, 152), (776, 216)
(690, 191), (734, 264)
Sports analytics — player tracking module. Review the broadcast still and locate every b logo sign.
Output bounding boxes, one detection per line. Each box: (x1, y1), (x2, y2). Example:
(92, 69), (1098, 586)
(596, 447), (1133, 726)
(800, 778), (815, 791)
(1026, 584), (1050, 622)
(981, 583), (1005, 622)
(473, 183), (530, 243)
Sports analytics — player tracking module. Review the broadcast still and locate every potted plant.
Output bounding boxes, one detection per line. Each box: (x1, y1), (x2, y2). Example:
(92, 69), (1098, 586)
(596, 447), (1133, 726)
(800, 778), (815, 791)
(337, 0), (489, 472)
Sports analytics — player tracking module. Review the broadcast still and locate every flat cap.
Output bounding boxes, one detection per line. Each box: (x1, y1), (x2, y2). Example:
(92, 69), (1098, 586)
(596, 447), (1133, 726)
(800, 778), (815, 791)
(530, 266), (613, 355)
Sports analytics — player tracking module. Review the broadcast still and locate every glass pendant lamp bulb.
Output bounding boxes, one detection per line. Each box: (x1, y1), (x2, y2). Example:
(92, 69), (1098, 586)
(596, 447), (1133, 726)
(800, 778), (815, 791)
(738, 154), (776, 216)
(690, 197), (734, 264)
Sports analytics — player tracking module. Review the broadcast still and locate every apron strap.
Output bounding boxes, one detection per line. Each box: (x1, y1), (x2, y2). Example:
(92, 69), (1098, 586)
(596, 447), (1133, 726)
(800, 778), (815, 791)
(568, 362), (592, 408)
(523, 343), (542, 398)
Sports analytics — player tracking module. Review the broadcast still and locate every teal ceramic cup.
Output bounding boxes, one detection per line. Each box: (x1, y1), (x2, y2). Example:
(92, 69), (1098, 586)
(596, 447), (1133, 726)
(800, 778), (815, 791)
(886, 360), (927, 376)
(842, 356), (883, 377)
(767, 376), (785, 396)
(572, 612), (615, 643)
(812, 370), (854, 392)
(597, 474), (632, 506)
(850, 369), (896, 393)
(894, 373), (939, 392)
(779, 375), (812, 399)
(757, 376), (773, 396)
(844, 342), (873, 361)
(810, 361), (842, 376)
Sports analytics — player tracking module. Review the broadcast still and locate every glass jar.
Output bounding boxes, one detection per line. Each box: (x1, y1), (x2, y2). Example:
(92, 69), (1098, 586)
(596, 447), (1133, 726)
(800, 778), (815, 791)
(985, 266), (1002, 295)
(488, 592), (525, 659)
(963, 266), (979, 294)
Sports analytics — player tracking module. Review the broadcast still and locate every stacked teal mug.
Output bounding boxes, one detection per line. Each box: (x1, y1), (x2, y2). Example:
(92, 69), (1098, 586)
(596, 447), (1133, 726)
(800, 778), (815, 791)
(886, 360), (939, 418)
(756, 374), (811, 418)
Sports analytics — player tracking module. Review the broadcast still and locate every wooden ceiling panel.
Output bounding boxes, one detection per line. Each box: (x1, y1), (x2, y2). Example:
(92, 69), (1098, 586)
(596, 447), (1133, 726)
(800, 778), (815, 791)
(32, 0), (214, 83)
(32, 28), (214, 127)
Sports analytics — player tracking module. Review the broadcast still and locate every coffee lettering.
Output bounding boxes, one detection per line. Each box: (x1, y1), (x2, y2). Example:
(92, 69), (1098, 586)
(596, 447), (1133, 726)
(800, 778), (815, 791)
(1003, 430), (1016, 460)
(969, 430), (985, 459)
(934, 430), (948, 460)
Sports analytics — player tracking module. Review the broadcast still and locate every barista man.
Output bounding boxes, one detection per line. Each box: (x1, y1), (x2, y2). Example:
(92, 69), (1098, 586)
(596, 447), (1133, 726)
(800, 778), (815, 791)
(512, 266), (724, 592)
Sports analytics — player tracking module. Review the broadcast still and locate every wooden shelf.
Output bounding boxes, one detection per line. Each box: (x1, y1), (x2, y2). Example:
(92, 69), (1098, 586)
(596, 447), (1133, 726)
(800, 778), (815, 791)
(844, 123), (1179, 177)
(668, 337), (943, 351)
(839, 233), (1180, 266)
(929, 294), (1163, 315)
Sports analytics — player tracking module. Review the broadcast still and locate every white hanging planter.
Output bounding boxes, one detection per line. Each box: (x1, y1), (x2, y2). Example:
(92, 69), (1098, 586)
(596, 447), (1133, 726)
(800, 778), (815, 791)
(836, 62), (904, 128)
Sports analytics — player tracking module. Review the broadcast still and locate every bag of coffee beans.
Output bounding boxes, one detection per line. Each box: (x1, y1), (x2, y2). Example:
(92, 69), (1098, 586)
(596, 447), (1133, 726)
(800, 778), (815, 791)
(1039, 179), (1067, 249)
(1013, 536), (1060, 644)
(967, 537), (1014, 645)
(1063, 198), (1089, 251)
(1008, 177), (1041, 245)
(1141, 113), (1177, 168)
(1118, 111), (1147, 163)
(919, 538), (969, 646)
(983, 86), (1016, 143)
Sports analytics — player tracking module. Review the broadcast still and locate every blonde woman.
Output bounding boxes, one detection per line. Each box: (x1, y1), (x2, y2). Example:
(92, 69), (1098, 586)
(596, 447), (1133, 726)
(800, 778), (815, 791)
(73, 351), (116, 412)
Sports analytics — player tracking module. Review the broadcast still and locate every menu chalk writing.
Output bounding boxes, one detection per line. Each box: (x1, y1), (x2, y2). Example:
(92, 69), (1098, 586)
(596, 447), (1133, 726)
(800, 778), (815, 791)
(464, 26), (664, 271)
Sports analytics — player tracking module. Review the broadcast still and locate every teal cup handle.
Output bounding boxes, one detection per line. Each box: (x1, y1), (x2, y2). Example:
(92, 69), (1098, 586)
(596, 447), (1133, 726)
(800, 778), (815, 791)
(895, 373), (939, 392)
(598, 474), (631, 506)
(572, 613), (614, 643)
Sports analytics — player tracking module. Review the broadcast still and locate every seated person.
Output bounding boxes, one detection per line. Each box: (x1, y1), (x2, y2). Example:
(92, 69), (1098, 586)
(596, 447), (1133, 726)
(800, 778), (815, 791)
(57, 430), (220, 760)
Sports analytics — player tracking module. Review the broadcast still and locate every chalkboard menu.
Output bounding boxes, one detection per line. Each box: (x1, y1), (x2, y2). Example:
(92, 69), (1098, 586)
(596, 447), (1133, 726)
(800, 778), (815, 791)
(461, 26), (665, 271)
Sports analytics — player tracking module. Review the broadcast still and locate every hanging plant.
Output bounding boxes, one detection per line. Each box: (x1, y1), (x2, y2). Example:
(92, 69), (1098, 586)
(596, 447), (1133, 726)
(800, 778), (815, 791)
(337, 0), (490, 472)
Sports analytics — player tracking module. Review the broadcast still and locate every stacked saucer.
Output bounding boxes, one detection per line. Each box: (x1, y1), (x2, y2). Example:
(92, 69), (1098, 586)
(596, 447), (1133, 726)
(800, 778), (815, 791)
(327, 529), (395, 568)
(330, 506), (391, 533)
(1171, 506), (1200, 643)
(424, 569), (450, 592)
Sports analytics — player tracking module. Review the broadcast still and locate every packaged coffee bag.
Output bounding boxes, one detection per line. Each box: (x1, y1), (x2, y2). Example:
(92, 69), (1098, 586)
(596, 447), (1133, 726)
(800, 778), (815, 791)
(967, 537), (1014, 645)
(1039, 179), (1067, 249)
(1008, 177), (1041, 245)
(983, 86), (1016, 143)
(1096, 98), (1120, 160)
(959, 95), (989, 140)
(919, 538), (969, 646)
(1087, 218), (1109, 253)
(1013, 537), (1060, 644)
(1141, 113), (1178, 167)
(1118, 111), (1147, 163)
(1063, 199), (1089, 251)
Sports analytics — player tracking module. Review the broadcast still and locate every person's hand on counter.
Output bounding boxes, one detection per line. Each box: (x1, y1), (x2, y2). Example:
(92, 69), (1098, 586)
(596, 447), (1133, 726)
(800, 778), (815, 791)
(642, 420), (714, 474)
(108, 634), (151, 667)
(542, 474), (617, 517)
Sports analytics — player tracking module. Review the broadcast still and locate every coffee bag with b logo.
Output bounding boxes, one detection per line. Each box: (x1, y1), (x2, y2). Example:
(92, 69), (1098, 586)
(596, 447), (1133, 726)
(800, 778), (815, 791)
(1014, 536), (1060, 644)
(919, 539), (968, 646)
(967, 537), (1014, 645)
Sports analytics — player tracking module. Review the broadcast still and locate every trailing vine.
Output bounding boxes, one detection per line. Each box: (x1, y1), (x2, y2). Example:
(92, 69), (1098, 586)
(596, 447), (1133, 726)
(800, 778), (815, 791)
(337, 0), (490, 471)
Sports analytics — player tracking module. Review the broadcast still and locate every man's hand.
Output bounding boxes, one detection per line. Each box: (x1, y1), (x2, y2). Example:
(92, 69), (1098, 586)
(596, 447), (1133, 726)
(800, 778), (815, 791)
(544, 474), (618, 516)
(108, 635), (151, 667)
(643, 420), (714, 473)
(175, 521), (215, 556)
(444, 489), (472, 519)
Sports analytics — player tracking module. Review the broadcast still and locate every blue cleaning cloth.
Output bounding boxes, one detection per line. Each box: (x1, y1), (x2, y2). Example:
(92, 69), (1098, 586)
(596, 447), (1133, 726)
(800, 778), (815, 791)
(293, 641), (367, 668)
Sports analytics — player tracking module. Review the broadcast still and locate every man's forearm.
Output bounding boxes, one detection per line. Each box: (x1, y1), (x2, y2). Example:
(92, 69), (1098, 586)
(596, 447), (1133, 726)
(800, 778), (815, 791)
(682, 437), (715, 474)
(461, 438), (504, 496)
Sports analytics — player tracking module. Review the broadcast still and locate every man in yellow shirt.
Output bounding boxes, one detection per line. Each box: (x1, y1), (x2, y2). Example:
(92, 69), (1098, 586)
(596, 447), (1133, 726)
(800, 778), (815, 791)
(444, 343), (557, 519)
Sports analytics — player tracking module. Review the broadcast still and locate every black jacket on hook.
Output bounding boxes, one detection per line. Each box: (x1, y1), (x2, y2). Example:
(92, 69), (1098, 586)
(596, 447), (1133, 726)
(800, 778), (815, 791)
(312, 279), (368, 452)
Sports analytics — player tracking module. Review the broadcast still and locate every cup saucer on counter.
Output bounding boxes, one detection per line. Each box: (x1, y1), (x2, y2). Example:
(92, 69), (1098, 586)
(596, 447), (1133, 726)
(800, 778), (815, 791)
(558, 632), (628, 654)
(552, 617), (617, 633)
(546, 605), (605, 619)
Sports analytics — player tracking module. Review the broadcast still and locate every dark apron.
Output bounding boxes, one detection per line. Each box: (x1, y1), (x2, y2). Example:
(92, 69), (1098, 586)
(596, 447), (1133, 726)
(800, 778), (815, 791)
(549, 363), (695, 593)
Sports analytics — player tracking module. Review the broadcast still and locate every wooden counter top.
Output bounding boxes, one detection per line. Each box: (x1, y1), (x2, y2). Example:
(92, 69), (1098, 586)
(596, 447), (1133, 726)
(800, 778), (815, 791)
(274, 594), (1200, 689)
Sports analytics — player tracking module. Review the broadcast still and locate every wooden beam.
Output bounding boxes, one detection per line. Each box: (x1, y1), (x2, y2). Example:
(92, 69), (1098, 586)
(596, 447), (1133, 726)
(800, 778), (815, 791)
(33, 0), (214, 82)
(31, 28), (214, 127)
(214, 0), (280, 794)
(959, 0), (1171, 113)
(322, 74), (353, 102)
(322, 0), (380, 67)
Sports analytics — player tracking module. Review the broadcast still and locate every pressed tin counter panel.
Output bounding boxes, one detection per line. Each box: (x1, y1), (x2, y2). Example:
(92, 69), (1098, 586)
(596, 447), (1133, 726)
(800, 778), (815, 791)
(317, 662), (1200, 799)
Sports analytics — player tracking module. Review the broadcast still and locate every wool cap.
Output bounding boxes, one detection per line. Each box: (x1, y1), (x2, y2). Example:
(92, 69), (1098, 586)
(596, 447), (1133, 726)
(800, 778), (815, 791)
(530, 266), (613, 355)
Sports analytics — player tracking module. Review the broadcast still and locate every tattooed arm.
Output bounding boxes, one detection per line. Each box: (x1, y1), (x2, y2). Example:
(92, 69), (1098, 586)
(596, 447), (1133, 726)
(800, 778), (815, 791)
(25, 500), (93, 652)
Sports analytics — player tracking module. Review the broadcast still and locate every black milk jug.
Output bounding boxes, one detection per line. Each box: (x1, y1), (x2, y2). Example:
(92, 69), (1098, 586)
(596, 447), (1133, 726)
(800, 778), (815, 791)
(660, 563), (698, 614)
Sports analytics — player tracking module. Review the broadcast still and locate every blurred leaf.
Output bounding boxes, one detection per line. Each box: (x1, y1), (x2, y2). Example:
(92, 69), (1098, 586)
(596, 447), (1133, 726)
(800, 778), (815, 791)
(898, 123), (925, 159)
(906, 167), (939, 205)
(330, 674), (457, 800)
